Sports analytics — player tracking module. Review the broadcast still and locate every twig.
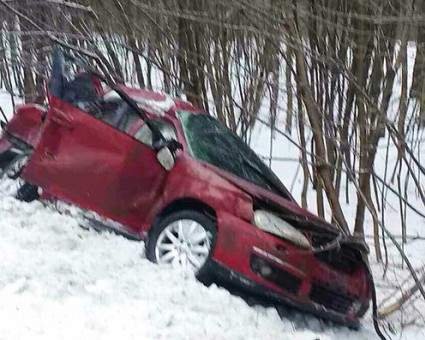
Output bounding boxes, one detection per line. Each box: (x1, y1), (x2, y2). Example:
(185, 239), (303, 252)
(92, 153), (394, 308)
(0, 0), (113, 84)
(0, 105), (8, 123)
(2, 0), (97, 16)
(378, 270), (425, 319)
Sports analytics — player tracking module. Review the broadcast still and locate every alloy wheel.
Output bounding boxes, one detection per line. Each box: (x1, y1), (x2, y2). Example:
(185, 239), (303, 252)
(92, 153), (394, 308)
(155, 219), (212, 272)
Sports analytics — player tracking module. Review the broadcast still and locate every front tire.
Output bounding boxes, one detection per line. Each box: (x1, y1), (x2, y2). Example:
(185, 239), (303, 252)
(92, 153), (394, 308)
(146, 210), (216, 275)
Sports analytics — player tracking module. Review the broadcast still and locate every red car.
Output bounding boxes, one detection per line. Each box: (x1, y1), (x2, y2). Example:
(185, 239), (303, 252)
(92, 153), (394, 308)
(0, 49), (371, 328)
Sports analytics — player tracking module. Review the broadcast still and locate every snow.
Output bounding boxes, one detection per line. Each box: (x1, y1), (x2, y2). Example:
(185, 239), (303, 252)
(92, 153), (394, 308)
(1, 88), (425, 339)
(0, 90), (22, 120)
(103, 89), (175, 116)
(0, 178), (378, 340)
(135, 94), (175, 116)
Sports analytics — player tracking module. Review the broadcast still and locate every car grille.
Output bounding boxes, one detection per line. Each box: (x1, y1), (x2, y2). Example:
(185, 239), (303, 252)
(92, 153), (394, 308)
(310, 284), (354, 314)
(250, 254), (301, 295)
(314, 247), (360, 274)
(310, 235), (361, 274)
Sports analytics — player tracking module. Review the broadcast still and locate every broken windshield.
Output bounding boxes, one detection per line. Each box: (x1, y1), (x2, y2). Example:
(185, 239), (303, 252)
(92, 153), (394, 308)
(178, 111), (292, 199)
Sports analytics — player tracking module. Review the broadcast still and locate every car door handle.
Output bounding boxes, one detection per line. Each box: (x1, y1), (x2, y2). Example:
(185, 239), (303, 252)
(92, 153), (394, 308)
(44, 150), (55, 159)
(51, 110), (74, 128)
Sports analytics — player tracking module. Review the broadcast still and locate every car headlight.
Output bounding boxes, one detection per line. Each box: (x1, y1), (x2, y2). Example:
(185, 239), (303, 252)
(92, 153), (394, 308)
(253, 210), (311, 249)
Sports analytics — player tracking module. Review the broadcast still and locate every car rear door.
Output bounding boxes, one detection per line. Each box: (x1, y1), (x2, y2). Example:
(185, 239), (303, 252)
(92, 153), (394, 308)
(22, 97), (168, 233)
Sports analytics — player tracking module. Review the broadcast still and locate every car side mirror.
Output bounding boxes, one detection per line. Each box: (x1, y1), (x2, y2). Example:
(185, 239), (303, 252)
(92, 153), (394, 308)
(0, 120), (6, 130)
(156, 139), (182, 171)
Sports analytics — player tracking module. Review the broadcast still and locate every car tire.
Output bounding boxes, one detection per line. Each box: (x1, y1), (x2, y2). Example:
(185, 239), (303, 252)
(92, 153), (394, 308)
(0, 150), (18, 171)
(146, 210), (216, 279)
(16, 182), (39, 202)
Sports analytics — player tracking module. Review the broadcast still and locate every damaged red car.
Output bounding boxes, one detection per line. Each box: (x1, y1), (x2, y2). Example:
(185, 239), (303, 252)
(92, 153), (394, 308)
(0, 49), (371, 328)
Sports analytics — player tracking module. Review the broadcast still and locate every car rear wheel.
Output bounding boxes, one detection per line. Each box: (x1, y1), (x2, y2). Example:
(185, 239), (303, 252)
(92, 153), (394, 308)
(0, 154), (33, 199)
(146, 210), (216, 274)
(0, 150), (18, 171)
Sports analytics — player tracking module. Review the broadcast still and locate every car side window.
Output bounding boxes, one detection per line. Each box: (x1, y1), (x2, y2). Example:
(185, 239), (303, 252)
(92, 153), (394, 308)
(134, 120), (177, 147)
(134, 124), (153, 145)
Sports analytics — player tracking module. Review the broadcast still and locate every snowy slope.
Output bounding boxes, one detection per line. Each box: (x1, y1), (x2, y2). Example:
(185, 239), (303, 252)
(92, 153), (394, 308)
(0, 178), (381, 340)
(1, 92), (425, 339)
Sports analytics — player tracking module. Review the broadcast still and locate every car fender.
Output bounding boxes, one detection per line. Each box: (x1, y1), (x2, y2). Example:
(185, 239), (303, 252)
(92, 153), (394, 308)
(5, 104), (46, 147)
(144, 153), (254, 230)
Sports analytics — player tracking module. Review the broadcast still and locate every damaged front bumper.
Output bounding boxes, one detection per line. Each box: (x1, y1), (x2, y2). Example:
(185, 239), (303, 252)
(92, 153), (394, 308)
(208, 211), (370, 328)
(203, 258), (362, 329)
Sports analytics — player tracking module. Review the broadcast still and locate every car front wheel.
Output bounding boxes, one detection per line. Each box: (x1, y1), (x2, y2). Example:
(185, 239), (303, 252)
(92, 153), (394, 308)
(146, 210), (216, 274)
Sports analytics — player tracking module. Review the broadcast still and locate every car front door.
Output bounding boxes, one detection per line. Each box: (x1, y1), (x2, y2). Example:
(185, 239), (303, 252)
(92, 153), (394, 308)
(22, 97), (168, 233)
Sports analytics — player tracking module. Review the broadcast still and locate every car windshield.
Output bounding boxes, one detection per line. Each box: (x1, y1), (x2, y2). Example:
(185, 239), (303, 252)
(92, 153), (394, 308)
(178, 111), (292, 199)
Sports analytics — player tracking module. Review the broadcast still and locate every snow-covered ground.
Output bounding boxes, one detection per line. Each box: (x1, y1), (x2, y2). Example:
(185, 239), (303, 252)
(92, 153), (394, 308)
(1, 92), (425, 339)
(0, 180), (383, 340)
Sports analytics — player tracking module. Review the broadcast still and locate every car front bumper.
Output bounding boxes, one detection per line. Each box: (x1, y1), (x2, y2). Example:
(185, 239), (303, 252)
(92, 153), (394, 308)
(208, 210), (370, 328)
(203, 258), (361, 329)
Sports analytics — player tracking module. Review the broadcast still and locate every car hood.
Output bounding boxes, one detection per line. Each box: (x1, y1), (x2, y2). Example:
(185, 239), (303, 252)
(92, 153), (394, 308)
(201, 162), (369, 254)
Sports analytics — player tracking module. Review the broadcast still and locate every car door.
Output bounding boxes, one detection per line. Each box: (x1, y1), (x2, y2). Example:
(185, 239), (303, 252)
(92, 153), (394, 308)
(22, 97), (168, 233)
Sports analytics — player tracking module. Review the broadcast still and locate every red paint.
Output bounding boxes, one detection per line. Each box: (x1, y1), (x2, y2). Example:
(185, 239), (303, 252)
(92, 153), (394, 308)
(5, 104), (46, 146)
(0, 137), (11, 153)
(2, 80), (371, 324)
